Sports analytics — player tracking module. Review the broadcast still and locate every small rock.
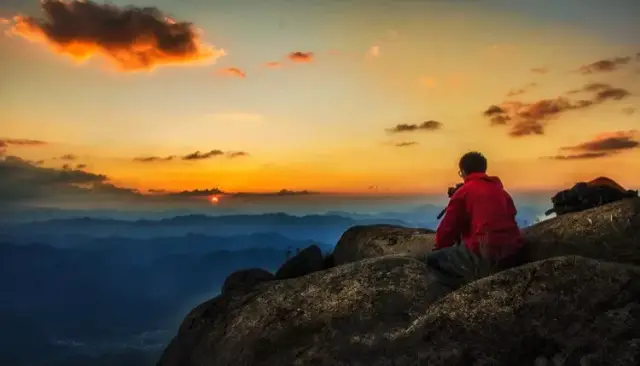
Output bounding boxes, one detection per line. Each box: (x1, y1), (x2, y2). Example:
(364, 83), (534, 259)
(222, 268), (274, 294)
(275, 244), (324, 280)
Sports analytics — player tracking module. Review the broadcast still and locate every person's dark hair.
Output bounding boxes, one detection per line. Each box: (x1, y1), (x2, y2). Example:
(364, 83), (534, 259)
(459, 151), (487, 174)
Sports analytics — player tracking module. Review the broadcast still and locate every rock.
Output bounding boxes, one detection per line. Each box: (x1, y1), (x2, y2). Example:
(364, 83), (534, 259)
(158, 256), (450, 366)
(275, 244), (325, 280)
(332, 225), (436, 266)
(523, 197), (640, 265)
(221, 268), (274, 294)
(160, 256), (640, 366)
(322, 252), (334, 269)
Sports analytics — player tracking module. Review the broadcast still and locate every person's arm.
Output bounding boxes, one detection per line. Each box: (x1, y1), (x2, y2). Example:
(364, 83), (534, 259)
(505, 191), (517, 217)
(435, 189), (467, 249)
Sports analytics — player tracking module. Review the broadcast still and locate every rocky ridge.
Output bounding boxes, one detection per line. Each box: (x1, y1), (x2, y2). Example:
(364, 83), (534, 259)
(159, 198), (640, 366)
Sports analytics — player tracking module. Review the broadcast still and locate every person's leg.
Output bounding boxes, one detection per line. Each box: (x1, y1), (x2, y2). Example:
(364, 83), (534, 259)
(425, 244), (486, 290)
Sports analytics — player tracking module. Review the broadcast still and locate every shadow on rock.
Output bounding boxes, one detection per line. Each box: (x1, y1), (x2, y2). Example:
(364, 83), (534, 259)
(275, 244), (325, 280)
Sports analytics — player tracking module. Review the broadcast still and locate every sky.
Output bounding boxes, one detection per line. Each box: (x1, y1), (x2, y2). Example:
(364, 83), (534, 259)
(0, 0), (639, 211)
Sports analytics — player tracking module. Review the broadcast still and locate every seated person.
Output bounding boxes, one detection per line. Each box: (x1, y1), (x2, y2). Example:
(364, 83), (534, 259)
(426, 151), (524, 290)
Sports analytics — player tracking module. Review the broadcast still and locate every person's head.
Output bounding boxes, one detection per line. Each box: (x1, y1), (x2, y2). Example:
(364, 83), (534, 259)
(458, 151), (487, 178)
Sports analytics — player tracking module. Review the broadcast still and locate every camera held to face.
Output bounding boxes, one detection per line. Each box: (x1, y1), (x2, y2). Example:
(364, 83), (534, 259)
(447, 183), (464, 197)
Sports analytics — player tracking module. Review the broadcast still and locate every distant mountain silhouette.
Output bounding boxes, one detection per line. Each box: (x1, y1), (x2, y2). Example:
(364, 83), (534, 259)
(0, 236), (311, 366)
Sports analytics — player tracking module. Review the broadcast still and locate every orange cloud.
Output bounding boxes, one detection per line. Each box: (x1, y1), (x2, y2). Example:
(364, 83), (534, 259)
(368, 45), (380, 57)
(265, 61), (282, 69)
(217, 67), (246, 78)
(7, 0), (224, 71)
(288, 51), (314, 63)
(578, 56), (631, 74)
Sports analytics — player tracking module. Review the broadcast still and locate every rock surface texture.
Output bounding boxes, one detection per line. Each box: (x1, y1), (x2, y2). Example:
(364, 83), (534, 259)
(159, 198), (640, 366)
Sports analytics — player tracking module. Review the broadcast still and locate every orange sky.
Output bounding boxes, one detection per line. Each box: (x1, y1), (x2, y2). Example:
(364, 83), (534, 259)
(1, 0), (639, 197)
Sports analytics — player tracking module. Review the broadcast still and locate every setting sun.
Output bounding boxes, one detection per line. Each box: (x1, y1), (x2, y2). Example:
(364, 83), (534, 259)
(209, 196), (219, 203)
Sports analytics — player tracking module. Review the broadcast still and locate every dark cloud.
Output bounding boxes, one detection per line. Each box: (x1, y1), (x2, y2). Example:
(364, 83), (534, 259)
(182, 150), (224, 160)
(288, 52), (314, 63)
(216, 67), (246, 78)
(76, 163), (87, 169)
(394, 141), (418, 147)
(594, 87), (631, 102)
(231, 189), (314, 198)
(8, 0), (223, 71)
(133, 155), (176, 163)
(509, 120), (545, 137)
(545, 152), (610, 160)
(386, 120), (442, 133)
(506, 83), (537, 97)
(134, 150), (248, 162)
(545, 130), (639, 160)
(483, 84), (631, 137)
(162, 188), (224, 197)
(0, 138), (47, 146)
(59, 154), (78, 161)
(227, 151), (249, 158)
(578, 56), (631, 74)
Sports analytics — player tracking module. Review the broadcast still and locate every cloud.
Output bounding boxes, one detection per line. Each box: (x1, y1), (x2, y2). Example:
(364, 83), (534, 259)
(545, 130), (639, 160)
(231, 189), (314, 198)
(484, 84), (631, 137)
(0, 138), (47, 146)
(164, 188), (224, 197)
(622, 107), (636, 115)
(8, 0), (224, 71)
(368, 45), (380, 57)
(134, 149), (249, 162)
(506, 82), (537, 97)
(76, 163), (87, 169)
(394, 141), (418, 147)
(288, 51), (314, 63)
(0, 155), (132, 204)
(531, 67), (549, 74)
(578, 56), (632, 74)
(265, 61), (282, 69)
(227, 151), (249, 158)
(386, 120), (442, 133)
(133, 155), (176, 163)
(182, 150), (224, 160)
(59, 154), (78, 161)
(216, 67), (246, 78)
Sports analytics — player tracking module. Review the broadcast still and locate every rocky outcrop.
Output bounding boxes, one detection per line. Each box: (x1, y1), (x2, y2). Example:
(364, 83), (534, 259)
(275, 244), (325, 280)
(158, 256), (449, 366)
(160, 256), (640, 366)
(159, 198), (640, 366)
(523, 197), (640, 265)
(221, 268), (274, 294)
(332, 225), (435, 265)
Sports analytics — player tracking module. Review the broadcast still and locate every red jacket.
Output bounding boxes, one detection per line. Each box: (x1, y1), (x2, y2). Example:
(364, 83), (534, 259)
(435, 173), (523, 258)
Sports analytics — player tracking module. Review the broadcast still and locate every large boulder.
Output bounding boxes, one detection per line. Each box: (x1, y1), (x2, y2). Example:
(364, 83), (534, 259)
(332, 225), (435, 266)
(160, 256), (640, 365)
(158, 256), (450, 366)
(523, 197), (640, 265)
(275, 244), (325, 280)
(221, 268), (274, 294)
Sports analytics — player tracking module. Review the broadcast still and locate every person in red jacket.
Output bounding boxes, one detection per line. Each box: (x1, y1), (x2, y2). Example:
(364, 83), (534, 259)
(426, 151), (525, 290)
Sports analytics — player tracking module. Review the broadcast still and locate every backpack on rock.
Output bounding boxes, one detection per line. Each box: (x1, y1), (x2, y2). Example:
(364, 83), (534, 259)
(545, 177), (638, 216)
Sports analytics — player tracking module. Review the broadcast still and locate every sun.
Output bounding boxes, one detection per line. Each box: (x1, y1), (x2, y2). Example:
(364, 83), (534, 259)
(209, 196), (220, 204)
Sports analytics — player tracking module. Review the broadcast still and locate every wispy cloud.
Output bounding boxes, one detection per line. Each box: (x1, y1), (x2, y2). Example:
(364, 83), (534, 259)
(7, 0), (224, 71)
(0, 138), (47, 146)
(578, 56), (632, 74)
(227, 151), (249, 159)
(133, 155), (176, 163)
(216, 67), (246, 78)
(182, 150), (224, 161)
(394, 141), (418, 147)
(265, 61), (282, 69)
(544, 130), (639, 160)
(483, 83), (631, 137)
(386, 121), (442, 133)
(531, 67), (549, 74)
(287, 51), (314, 63)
